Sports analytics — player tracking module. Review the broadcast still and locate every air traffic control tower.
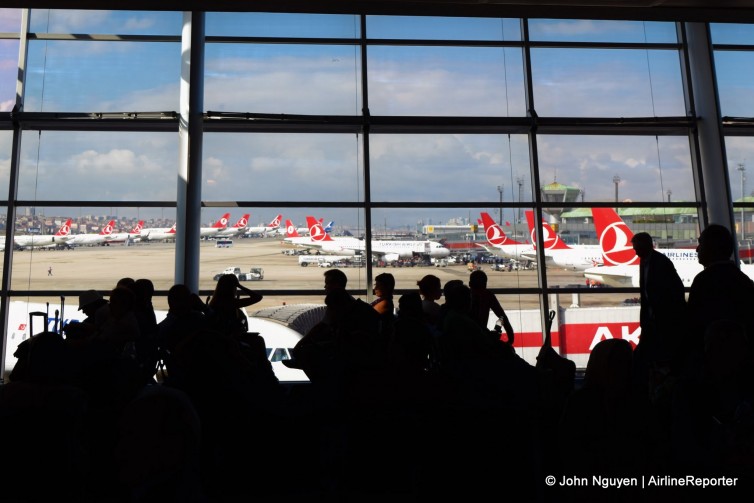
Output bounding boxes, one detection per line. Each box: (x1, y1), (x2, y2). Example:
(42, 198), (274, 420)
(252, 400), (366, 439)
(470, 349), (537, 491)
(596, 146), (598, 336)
(540, 181), (581, 224)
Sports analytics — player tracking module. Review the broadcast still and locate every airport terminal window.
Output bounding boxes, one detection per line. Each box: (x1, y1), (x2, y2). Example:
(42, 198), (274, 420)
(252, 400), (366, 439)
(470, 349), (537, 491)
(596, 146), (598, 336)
(2, 9), (753, 378)
(366, 15), (521, 41)
(0, 40), (19, 109)
(201, 133), (363, 202)
(205, 12), (360, 38)
(537, 135), (695, 203)
(18, 131), (179, 202)
(367, 46), (526, 117)
(528, 19), (678, 44)
(24, 40), (181, 112)
(204, 43), (362, 115)
(369, 134), (531, 202)
(28, 9), (182, 35)
(530, 48), (685, 117)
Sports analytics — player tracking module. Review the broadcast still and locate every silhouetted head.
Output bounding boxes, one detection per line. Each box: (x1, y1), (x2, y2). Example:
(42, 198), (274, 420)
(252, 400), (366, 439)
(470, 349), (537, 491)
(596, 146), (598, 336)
(469, 269), (488, 289)
(398, 292), (423, 318)
(417, 274), (442, 301)
(116, 277), (136, 291)
(78, 289), (107, 317)
(374, 272), (395, 298)
(167, 284), (192, 312)
(134, 278), (155, 303)
(444, 284), (472, 314)
(108, 286), (136, 320)
(697, 224), (734, 266)
(584, 338), (633, 394)
(443, 279), (464, 299)
(324, 268), (348, 293)
(631, 232), (654, 260)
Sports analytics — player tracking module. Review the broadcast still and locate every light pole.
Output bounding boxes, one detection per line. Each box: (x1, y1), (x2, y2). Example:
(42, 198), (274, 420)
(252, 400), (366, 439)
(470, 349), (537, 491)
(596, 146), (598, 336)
(516, 176), (524, 223)
(497, 185), (503, 224)
(613, 175), (621, 203)
(667, 189), (672, 203)
(739, 163), (746, 239)
(579, 189), (585, 203)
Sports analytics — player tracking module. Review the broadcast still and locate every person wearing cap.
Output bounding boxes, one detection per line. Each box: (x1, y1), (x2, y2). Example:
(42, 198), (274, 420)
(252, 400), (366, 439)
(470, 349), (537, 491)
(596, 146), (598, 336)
(64, 289), (107, 340)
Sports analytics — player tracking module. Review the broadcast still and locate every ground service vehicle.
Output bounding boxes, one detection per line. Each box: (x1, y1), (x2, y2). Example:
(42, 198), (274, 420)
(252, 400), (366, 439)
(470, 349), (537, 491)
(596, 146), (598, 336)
(213, 266), (264, 281)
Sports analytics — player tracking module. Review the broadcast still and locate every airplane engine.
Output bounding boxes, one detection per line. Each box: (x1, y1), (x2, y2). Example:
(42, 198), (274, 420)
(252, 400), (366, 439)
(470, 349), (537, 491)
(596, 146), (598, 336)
(383, 253), (400, 262)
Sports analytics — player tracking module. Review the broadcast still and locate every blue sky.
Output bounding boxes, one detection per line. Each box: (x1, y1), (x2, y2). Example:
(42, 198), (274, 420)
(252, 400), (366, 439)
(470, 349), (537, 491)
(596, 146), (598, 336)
(0, 10), (753, 228)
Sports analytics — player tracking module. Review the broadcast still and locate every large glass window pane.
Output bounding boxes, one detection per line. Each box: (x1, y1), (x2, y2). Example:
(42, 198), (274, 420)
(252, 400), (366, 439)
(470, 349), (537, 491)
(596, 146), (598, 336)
(199, 206), (368, 298)
(25, 41), (180, 112)
(715, 51), (754, 117)
(537, 135), (694, 202)
(206, 12), (359, 38)
(0, 40), (19, 110)
(725, 137), (754, 249)
(204, 43), (361, 114)
(18, 131), (178, 201)
(529, 19), (677, 43)
(29, 10), (181, 35)
(370, 134), (531, 202)
(531, 49), (685, 117)
(368, 46), (525, 116)
(0, 8), (22, 31)
(10, 206), (176, 291)
(367, 16), (521, 41)
(0, 130), (11, 196)
(202, 133), (362, 202)
(710, 23), (754, 45)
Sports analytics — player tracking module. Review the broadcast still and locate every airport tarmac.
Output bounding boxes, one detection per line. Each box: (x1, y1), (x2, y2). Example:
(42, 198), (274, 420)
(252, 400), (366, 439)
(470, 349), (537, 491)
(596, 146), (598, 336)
(6, 237), (635, 311)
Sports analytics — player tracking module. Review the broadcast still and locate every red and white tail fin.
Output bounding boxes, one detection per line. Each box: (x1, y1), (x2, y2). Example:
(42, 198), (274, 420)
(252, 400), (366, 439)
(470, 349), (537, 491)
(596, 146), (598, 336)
(167, 223), (176, 234)
(267, 214), (282, 230)
(285, 219), (301, 238)
(524, 210), (571, 250)
(130, 220), (144, 234)
(591, 208), (639, 265)
(306, 216), (333, 242)
(212, 213), (230, 229)
(232, 214), (250, 229)
(54, 218), (73, 237)
(479, 212), (524, 245)
(100, 220), (116, 236)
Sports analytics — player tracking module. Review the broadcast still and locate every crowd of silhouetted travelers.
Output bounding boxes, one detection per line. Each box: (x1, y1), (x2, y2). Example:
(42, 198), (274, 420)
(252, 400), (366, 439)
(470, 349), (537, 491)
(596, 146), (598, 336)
(1, 225), (754, 502)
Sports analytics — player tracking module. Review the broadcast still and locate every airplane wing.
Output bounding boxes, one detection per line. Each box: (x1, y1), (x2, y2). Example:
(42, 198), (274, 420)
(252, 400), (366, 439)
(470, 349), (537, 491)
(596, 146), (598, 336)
(582, 265), (638, 288)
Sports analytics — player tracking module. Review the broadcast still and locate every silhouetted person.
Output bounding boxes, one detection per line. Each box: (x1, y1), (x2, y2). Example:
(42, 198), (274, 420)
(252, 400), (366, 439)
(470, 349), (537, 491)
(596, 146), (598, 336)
(687, 224), (754, 377)
(670, 319), (754, 491)
(64, 289), (107, 341)
(371, 272), (396, 348)
(206, 273), (263, 335)
(417, 274), (442, 328)
(469, 269), (514, 345)
(631, 232), (687, 388)
(558, 338), (647, 502)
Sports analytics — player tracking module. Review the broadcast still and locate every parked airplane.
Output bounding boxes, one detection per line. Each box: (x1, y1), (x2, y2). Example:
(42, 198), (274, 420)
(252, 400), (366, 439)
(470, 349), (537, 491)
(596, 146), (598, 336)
(521, 211), (602, 271)
(140, 223), (177, 242)
(13, 218), (74, 249)
(283, 217), (360, 255)
(107, 220), (144, 244)
(69, 220), (117, 246)
(200, 212), (230, 238)
(582, 207), (714, 287)
(216, 214), (250, 237)
(475, 212), (536, 262)
(245, 214), (283, 236)
(305, 216), (450, 261)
